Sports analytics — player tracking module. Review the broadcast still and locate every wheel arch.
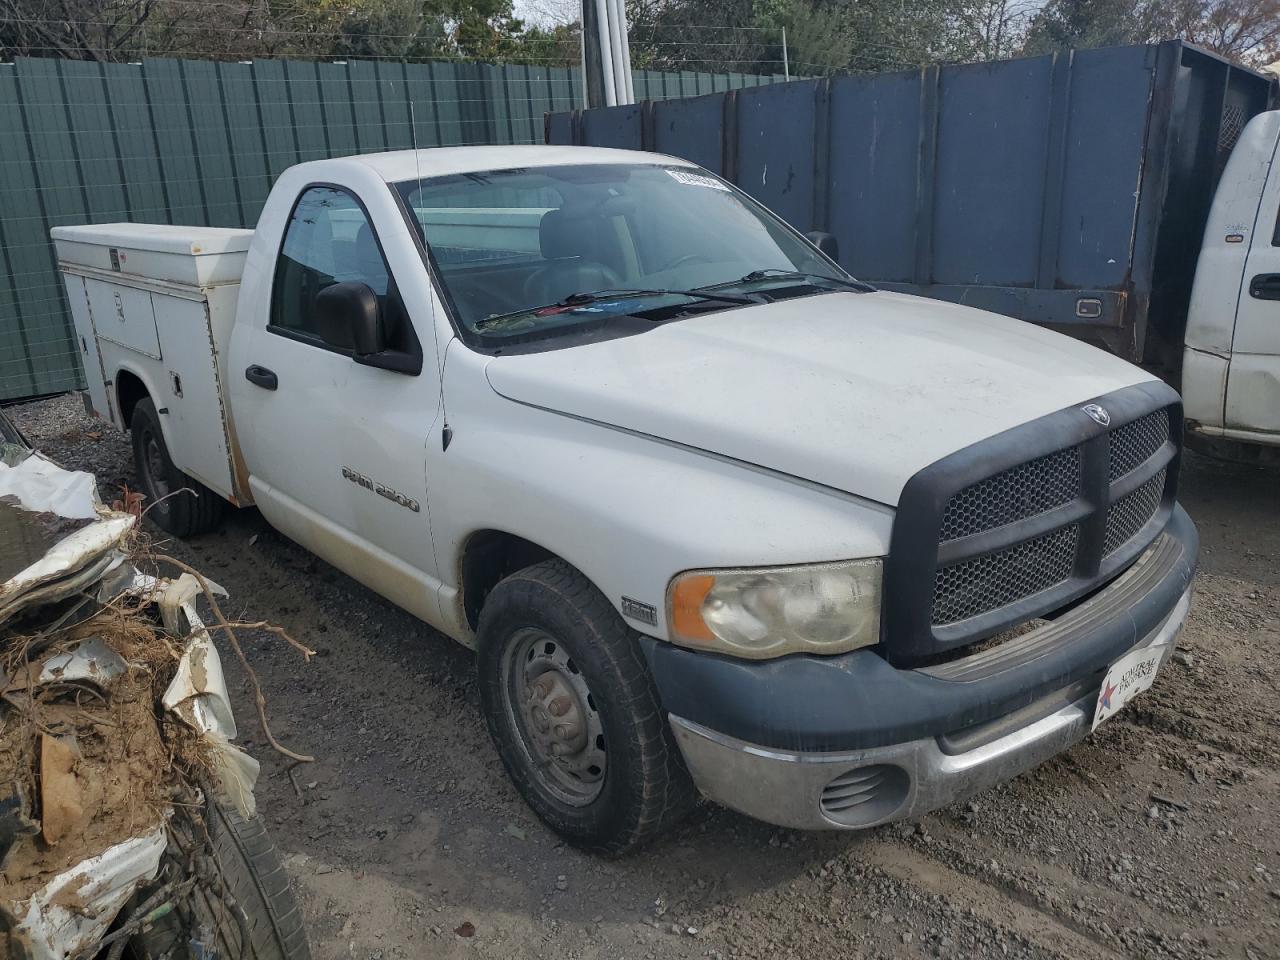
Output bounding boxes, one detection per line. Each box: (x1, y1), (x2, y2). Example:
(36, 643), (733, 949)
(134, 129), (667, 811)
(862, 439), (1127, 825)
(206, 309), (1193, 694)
(114, 366), (153, 429)
(458, 529), (561, 632)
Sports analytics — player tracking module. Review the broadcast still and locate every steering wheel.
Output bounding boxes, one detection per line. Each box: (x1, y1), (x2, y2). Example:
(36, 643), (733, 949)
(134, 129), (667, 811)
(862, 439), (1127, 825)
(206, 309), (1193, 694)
(523, 261), (624, 307)
(655, 252), (713, 274)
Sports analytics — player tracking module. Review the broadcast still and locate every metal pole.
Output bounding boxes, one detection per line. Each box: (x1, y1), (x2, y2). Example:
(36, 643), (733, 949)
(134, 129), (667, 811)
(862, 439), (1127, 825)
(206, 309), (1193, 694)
(609, 0), (635, 104)
(595, 0), (618, 106)
(581, 0), (608, 108)
(782, 26), (790, 81)
(605, 0), (628, 104)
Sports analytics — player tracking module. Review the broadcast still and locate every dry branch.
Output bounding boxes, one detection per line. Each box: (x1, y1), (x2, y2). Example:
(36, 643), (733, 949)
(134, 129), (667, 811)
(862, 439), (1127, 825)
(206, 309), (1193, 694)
(151, 553), (316, 764)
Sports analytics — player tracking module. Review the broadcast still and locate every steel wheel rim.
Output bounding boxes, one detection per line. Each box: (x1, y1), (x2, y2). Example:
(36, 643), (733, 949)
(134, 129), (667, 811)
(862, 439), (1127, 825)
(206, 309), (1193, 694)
(140, 429), (170, 516)
(500, 627), (607, 807)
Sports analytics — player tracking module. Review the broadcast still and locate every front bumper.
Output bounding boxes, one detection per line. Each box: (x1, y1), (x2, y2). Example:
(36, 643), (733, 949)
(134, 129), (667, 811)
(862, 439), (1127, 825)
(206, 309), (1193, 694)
(647, 506), (1197, 831)
(670, 588), (1187, 830)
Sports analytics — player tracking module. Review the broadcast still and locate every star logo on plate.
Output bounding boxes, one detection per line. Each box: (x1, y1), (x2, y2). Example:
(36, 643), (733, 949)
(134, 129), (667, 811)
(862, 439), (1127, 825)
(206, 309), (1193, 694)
(1100, 679), (1117, 710)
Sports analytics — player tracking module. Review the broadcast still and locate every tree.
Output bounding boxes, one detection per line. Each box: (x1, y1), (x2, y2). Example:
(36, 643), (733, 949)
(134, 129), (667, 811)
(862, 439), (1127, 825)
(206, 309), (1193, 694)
(0, 0), (581, 62)
(1171, 0), (1280, 66)
(1022, 0), (1279, 67)
(627, 0), (770, 73)
(765, 0), (860, 75)
(508, 20), (580, 65)
(625, 0), (1047, 77)
(1021, 0), (1170, 53)
(0, 0), (158, 60)
(946, 0), (1038, 61)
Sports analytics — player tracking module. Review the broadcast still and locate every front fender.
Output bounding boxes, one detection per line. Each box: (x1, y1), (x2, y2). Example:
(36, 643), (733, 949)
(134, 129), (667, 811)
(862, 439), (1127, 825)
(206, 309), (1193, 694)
(428, 348), (894, 643)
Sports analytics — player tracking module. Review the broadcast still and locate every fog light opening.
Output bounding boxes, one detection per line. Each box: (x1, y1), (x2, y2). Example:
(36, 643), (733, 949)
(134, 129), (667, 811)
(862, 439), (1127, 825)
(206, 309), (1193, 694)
(819, 763), (910, 827)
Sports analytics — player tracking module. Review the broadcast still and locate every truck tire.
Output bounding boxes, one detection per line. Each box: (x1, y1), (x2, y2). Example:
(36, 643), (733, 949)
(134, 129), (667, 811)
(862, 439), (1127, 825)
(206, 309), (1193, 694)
(476, 559), (696, 855)
(131, 803), (311, 960)
(130, 397), (226, 537)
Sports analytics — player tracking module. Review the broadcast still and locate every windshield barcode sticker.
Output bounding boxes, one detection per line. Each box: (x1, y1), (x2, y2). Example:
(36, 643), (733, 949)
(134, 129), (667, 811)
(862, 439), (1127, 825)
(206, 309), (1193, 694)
(666, 169), (730, 191)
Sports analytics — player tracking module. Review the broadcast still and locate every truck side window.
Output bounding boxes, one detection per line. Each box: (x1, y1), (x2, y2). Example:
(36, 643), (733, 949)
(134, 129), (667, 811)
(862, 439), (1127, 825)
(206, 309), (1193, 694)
(270, 186), (416, 359)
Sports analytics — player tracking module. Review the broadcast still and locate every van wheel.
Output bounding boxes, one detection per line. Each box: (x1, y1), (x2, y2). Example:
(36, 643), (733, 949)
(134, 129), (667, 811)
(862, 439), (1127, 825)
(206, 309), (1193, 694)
(130, 398), (225, 537)
(476, 559), (695, 855)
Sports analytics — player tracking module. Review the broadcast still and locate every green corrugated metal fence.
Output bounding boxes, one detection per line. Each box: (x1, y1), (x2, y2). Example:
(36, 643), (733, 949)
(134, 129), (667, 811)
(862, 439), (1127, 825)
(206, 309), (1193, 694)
(0, 56), (787, 402)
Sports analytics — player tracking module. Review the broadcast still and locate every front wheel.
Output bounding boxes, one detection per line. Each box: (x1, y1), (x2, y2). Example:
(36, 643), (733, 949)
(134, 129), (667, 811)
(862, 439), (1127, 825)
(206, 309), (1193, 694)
(476, 559), (695, 855)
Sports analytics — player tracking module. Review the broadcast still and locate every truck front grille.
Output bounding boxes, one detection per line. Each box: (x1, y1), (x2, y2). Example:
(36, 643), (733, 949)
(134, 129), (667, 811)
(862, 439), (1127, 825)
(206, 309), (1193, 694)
(885, 383), (1183, 665)
(1104, 468), (1167, 556)
(1109, 409), (1170, 482)
(933, 525), (1080, 626)
(939, 447), (1080, 541)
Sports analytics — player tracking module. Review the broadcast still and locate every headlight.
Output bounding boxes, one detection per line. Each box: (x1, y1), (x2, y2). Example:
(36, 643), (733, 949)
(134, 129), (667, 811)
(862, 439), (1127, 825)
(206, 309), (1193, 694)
(666, 559), (882, 659)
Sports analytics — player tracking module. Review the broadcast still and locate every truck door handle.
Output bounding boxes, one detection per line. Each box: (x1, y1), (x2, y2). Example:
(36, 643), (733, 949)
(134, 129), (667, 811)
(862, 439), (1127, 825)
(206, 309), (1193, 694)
(1249, 273), (1280, 300)
(245, 365), (278, 390)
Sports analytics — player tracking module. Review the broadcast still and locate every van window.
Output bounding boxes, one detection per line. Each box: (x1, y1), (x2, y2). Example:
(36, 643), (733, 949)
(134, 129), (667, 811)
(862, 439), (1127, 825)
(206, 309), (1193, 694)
(271, 186), (394, 349)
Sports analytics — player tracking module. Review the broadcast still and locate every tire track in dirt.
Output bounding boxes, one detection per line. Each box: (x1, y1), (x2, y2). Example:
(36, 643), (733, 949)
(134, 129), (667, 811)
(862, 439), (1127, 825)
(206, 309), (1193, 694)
(860, 842), (1125, 960)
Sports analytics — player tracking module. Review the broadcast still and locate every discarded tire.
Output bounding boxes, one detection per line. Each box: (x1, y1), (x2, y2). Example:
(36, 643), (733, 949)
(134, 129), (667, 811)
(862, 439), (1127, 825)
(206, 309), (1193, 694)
(131, 801), (311, 960)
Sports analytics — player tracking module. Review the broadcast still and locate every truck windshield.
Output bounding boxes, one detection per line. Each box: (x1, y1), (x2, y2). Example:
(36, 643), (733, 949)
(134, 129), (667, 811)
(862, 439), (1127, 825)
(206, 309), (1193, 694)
(394, 163), (856, 343)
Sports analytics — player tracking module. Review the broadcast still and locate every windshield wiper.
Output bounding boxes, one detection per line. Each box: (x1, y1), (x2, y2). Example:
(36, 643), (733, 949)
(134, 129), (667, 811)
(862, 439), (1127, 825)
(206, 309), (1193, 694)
(475, 287), (757, 331)
(698, 269), (875, 293)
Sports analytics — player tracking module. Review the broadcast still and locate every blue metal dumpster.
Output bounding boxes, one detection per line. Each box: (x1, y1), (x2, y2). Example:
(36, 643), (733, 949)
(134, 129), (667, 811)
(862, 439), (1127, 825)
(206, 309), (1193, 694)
(547, 41), (1278, 375)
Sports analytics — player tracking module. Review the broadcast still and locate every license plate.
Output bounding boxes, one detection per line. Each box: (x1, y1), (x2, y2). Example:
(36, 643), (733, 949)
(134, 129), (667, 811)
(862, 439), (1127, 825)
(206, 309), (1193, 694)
(1092, 643), (1170, 730)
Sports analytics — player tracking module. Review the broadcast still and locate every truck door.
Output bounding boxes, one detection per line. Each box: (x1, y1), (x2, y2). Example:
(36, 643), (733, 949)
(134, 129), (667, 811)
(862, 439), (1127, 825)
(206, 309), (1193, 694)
(229, 183), (444, 624)
(1225, 136), (1280, 438)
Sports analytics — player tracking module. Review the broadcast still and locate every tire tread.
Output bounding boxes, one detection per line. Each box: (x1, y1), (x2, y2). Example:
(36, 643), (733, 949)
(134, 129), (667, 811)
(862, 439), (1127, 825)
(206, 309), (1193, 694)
(209, 803), (311, 960)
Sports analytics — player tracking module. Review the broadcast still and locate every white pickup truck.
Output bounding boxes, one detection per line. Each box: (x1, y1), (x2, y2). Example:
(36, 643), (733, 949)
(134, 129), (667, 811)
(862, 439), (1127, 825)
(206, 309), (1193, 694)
(53, 146), (1198, 853)
(1184, 109), (1280, 453)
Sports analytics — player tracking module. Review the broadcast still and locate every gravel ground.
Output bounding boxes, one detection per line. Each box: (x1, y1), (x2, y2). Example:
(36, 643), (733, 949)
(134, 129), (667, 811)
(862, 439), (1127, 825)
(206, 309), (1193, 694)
(8, 391), (1280, 960)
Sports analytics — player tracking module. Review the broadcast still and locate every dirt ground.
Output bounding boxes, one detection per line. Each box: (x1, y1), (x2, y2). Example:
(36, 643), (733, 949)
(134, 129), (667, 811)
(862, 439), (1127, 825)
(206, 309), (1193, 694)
(9, 392), (1280, 960)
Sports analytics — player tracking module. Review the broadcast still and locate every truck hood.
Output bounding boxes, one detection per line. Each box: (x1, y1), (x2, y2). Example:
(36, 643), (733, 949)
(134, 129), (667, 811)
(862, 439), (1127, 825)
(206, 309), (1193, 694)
(484, 291), (1155, 506)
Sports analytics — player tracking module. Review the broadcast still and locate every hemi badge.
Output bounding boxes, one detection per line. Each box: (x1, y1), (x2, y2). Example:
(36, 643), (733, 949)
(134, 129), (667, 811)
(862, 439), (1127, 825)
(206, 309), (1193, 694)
(621, 597), (657, 626)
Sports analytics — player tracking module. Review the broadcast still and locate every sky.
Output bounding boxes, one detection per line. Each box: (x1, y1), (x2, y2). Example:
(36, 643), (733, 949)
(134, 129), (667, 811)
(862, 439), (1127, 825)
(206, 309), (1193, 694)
(514, 0), (578, 28)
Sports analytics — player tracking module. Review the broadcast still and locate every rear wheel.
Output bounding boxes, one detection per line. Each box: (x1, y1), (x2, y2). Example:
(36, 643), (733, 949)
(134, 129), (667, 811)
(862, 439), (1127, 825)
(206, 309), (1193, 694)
(476, 559), (695, 855)
(130, 398), (226, 537)
(130, 802), (310, 960)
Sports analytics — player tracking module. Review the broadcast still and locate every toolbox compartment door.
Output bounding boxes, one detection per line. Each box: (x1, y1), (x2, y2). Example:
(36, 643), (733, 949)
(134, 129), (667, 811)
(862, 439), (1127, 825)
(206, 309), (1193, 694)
(84, 278), (162, 360)
(150, 290), (239, 499)
(60, 274), (112, 420)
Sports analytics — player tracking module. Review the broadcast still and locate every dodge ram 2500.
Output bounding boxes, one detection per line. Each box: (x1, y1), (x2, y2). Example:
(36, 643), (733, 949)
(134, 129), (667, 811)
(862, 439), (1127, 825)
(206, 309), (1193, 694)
(53, 145), (1197, 853)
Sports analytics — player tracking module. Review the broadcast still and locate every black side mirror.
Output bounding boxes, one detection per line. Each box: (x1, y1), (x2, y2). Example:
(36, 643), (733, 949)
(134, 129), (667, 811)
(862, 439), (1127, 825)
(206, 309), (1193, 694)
(806, 231), (839, 262)
(315, 282), (385, 355)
